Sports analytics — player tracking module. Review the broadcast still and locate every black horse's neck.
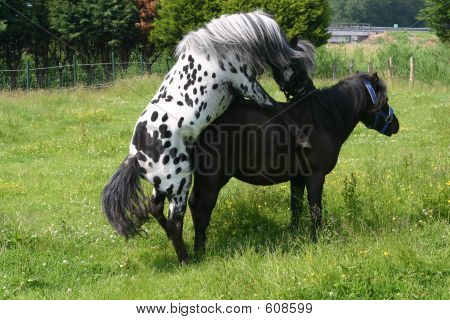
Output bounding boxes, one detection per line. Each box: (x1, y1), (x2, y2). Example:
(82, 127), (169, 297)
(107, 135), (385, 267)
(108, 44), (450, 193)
(289, 77), (370, 143)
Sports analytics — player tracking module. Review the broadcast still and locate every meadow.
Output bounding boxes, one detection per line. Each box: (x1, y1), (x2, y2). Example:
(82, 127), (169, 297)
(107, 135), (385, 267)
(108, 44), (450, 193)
(0, 74), (449, 299)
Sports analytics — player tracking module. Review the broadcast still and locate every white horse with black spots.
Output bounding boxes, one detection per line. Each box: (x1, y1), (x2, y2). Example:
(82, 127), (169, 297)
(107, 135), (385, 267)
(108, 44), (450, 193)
(102, 11), (315, 263)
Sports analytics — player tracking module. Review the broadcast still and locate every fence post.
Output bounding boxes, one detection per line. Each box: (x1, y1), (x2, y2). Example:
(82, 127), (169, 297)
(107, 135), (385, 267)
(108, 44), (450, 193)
(140, 53), (144, 75)
(111, 52), (116, 81)
(409, 56), (415, 86)
(332, 59), (337, 80)
(73, 55), (78, 84)
(58, 63), (63, 89)
(165, 56), (170, 73)
(25, 61), (30, 91)
(388, 57), (393, 84)
(368, 60), (373, 73)
(349, 59), (354, 75)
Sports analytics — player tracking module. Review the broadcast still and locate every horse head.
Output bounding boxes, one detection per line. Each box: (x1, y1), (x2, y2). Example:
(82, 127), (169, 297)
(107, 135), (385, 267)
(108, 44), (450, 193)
(272, 35), (316, 101)
(360, 73), (400, 137)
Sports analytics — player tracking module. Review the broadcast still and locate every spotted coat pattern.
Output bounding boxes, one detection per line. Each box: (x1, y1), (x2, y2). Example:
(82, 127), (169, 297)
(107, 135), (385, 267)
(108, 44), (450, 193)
(129, 51), (277, 219)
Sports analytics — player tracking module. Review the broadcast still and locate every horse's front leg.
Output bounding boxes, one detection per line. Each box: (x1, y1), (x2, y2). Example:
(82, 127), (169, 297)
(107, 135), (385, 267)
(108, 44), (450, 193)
(305, 173), (325, 242)
(290, 177), (305, 231)
(231, 67), (275, 108)
(189, 173), (226, 255)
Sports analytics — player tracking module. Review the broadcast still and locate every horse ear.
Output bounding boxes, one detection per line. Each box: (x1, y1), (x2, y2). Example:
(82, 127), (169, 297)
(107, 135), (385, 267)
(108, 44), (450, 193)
(370, 72), (379, 89)
(371, 72), (379, 82)
(289, 35), (299, 48)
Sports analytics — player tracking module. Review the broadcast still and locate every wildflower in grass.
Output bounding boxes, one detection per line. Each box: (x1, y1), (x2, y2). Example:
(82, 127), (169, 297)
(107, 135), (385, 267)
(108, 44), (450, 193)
(67, 288), (72, 293)
(63, 259), (68, 264)
(383, 251), (389, 256)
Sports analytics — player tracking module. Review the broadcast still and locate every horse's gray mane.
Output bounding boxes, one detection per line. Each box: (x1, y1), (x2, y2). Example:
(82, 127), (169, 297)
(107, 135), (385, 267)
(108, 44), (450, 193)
(176, 11), (315, 75)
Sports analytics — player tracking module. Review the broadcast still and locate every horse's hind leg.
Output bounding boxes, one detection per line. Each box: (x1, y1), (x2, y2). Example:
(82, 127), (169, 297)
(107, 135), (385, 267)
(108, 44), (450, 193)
(166, 172), (192, 264)
(290, 177), (305, 231)
(305, 173), (325, 242)
(189, 173), (227, 255)
(148, 189), (169, 238)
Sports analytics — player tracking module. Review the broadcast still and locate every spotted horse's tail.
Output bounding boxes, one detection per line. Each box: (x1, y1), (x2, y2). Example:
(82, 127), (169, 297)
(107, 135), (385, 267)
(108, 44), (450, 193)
(101, 155), (149, 238)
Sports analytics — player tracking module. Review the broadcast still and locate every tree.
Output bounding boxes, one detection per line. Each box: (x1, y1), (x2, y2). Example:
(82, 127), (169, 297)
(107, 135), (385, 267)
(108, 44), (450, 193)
(0, 1), (41, 71)
(25, 1), (52, 68)
(219, 0), (331, 46)
(267, 0), (331, 46)
(92, 0), (140, 62)
(150, 0), (221, 51)
(135, 0), (159, 57)
(419, 0), (450, 43)
(135, 0), (158, 33)
(150, 0), (331, 51)
(49, 0), (139, 63)
(0, 20), (6, 32)
(329, 0), (425, 27)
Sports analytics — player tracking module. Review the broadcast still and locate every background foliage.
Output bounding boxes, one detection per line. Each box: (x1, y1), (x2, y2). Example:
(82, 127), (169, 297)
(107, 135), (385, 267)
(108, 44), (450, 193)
(1, 0), (449, 86)
(150, 0), (331, 51)
(418, 0), (450, 43)
(329, 0), (425, 27)
(0, 0), (331, 72)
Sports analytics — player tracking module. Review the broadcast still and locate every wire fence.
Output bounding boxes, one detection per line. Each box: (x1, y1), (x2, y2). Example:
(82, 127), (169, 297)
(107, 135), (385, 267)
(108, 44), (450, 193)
(0, 53), (443, 91)
(0, 53), (174, 91)
(319, 56), (417, 85)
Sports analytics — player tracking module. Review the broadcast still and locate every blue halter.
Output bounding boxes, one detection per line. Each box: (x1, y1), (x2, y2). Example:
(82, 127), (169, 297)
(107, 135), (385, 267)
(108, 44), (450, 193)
(363, 80), (394, 134)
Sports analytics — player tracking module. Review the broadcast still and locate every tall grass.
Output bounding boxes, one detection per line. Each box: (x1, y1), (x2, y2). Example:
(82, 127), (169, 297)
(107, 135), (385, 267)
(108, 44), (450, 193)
(316, 32), (450, 84)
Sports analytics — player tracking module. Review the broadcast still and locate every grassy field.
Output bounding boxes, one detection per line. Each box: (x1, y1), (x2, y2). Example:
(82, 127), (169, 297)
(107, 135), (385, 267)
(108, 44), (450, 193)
(0, 75), (449, 299)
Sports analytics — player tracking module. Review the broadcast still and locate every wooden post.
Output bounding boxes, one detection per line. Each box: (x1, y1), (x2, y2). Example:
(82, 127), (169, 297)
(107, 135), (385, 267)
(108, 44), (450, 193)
(165, 56), (170, 73)
(332, 59), (337, 80)
(349, 59), (354, 75)
(73, 55), (77, 84)
(111, 52), (116, 81)
(388, 57), (393, 84)
(25, 61), (30, 91)
(368, 60), (373, 73)
(409, 56), (415, 86)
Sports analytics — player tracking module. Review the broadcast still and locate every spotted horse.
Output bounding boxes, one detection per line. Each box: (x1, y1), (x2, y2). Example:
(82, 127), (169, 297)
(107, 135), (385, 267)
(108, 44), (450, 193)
(102, 11), (315, 263)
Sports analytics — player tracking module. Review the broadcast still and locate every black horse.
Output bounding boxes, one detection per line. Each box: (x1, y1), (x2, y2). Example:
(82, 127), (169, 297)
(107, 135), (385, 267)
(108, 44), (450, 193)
(186, 72), (399, 254)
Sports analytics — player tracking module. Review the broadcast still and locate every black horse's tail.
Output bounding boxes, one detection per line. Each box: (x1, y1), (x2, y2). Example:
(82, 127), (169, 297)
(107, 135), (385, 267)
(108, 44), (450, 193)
(101, 155), (149, 238)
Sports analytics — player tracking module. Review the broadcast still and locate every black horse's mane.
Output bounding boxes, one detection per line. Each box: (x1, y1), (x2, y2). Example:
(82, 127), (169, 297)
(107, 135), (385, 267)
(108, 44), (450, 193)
(290, 73), (387, 133)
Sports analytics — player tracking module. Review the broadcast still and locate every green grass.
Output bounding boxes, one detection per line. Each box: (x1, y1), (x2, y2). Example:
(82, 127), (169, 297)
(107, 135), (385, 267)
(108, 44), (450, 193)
(0, 75), (449, 299)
